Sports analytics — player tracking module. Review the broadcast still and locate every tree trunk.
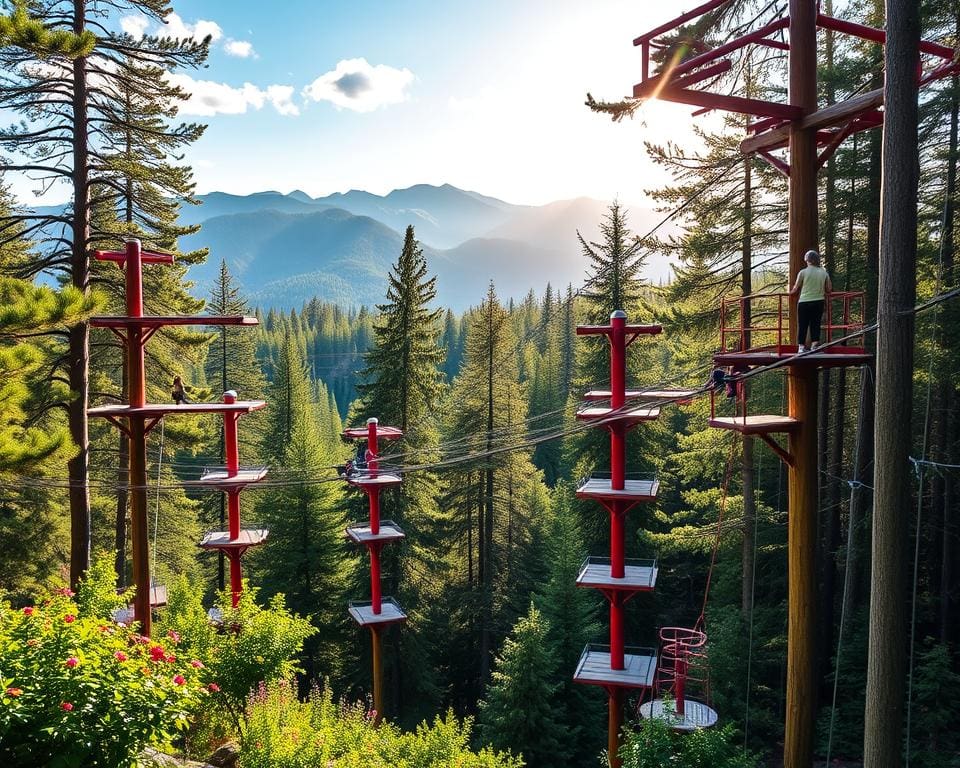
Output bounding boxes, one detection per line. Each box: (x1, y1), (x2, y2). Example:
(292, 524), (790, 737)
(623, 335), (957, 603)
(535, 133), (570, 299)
(68, 0), (91, 589)
(480, 298), (495, 685)
(863, 4), (919, 765)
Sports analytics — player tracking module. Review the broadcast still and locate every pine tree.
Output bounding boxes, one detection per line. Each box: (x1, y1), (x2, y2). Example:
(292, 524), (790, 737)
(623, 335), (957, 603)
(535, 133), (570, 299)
(478, 604), (565, 768)
(579, 201), (648, 319)
(255, 333), (355, 680)
(0, 0), (209, 586)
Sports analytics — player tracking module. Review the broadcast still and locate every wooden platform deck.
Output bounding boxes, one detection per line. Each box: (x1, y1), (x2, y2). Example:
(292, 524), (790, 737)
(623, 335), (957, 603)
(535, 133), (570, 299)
(91, 315), (257, 328)
(582, 389), (697, 402)
(89, 401), (266, 418)
(345, 473), (402, 489)
(576, 406), (660, 423)
(184, 466), (268, 489)
(342, 426), (403, 440)
(573, 645), (657, 688)
(638, 698), (719, 731)
(709, 415), (799, 434)
(576, 476), (659, 502)
(714, 346), (871, 369)
(199, 529), (269, 549)
(576, 557), (658, 591)
(346, 521), (405, 544)
(348, 598), (407, 627)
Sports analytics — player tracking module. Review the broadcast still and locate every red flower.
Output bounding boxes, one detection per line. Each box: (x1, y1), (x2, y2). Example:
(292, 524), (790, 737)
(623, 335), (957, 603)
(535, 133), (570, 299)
(207, 683), (220, 693)
(22, 607), (33, 616)
(164, 654), (176, 664)
(5, 688), (22, 697)
(190, 659), (204, 669)
(149, 645), (166, 662)
(113, 651), (128, 662)
(63, 614), (75, 624)
(173, 674), (186, 686)
(166, 630), (180, 644)
(64, 657), (79, 668)
(60, 702), (73, 711)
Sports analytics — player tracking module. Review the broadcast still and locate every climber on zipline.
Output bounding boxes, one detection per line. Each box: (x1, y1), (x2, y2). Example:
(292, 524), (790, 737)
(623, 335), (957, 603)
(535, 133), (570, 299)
(789, 249), (832, 353)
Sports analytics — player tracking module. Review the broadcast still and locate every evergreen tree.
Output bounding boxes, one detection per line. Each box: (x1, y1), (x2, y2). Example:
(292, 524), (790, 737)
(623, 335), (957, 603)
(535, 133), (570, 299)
(478, 604), (565, 768)
(255, 333), (354, 680)
(579, 201), (648, 319)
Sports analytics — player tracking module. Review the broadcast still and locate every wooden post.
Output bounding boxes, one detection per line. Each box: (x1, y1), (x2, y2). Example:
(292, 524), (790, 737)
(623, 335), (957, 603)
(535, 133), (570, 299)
(785, 2), (818, 766)
(863, 1), (919, 764)
(608, 689), (623, 768)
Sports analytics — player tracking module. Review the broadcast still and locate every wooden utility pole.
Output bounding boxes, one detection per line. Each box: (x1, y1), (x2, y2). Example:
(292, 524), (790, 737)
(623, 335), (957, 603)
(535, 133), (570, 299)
(864, 1), (920, 764)
(785, 2), (819, 766)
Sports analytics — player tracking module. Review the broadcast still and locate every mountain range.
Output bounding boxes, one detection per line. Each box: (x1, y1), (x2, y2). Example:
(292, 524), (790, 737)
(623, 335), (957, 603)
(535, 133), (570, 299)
(36, 184), (675, 311)
(180, 185), (675, 311)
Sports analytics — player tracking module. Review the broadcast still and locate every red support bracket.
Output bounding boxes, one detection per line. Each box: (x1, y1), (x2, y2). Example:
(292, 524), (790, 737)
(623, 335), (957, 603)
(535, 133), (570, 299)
(759, 150), (790, 177)
(759, 433), (793, 466)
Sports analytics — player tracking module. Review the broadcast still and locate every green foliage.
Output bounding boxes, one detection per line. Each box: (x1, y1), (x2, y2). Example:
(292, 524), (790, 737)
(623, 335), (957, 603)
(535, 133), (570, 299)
(157, 580), (315, 713)
(478, 604), (564, 767)
(241, 679), (522, 768)
(0, 567), (207, 767)
(620, 717), (759, 768)
(905, 638), (960, 768)
(0, 2), (96, 57)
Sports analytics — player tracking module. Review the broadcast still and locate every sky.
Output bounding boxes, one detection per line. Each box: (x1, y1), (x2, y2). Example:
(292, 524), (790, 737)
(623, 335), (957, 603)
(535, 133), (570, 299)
(14, 0), (713, 207)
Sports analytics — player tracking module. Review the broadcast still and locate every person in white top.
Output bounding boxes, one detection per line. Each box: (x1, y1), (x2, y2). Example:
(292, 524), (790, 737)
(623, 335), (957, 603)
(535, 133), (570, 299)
(789, 250), (832, 353)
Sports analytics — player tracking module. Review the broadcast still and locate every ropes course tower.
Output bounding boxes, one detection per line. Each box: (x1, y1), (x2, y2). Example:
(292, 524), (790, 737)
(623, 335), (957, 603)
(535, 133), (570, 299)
(342, 418), (407, 722)
(627, 2), (957, 765)
(572, 310), (663, 768)
(88, 239), (267, 637)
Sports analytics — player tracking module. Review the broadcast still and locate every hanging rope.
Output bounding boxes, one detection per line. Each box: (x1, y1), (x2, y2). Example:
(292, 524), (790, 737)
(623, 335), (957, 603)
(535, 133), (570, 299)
(151, 418), (165, 586)
(696, 433), (739, 632)
(825, 364), (871, 765)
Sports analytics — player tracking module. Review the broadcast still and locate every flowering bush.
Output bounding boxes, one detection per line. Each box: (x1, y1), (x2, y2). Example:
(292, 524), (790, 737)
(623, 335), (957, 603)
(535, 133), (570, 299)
(0, 566), (209, 767)
(241, 679), (522, 768)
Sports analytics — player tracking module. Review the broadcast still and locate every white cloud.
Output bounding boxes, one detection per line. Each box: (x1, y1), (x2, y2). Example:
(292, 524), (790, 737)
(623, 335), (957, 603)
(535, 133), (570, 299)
(224, 39), (256, 58)
(120, 15), (149, 38)
(302, 58), (414, 113)
(167, 73), (298, 117)
(157, 13), (222, 43)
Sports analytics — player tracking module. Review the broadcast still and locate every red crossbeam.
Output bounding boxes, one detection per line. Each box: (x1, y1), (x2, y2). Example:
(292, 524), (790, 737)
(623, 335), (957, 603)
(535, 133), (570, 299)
(94, 249), (173, 264)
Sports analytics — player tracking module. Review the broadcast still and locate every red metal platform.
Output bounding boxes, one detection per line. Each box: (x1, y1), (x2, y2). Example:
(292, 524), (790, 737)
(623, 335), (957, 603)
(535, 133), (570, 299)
(343, 426), (403, 440)
(576, 405), (661, 424)
(576, 556), (658, 592)
(184, 466), (269, 490)
(346, 521), (405, 545)
(199, 528), (269, 551)
(573, 644), (657, 689)
(345, 472), (403, 490)
(348, 597), (408, 627)
(583, 388), (697, 402)
(576, 475), (659, 503)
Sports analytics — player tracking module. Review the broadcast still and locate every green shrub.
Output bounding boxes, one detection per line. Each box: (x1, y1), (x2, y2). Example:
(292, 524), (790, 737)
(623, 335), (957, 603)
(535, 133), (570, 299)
(0, 575), (209, 767)
(240, 679), (522, 768)
(620, 715), (760, 768)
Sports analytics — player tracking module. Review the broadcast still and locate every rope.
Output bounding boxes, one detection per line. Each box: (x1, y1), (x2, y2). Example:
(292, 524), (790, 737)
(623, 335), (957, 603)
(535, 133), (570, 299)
(696, 433), (739, 632)
(826, 364), (871, 764)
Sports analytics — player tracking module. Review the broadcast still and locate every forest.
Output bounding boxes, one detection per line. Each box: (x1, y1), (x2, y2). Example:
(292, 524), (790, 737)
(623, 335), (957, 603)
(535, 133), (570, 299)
(1, 0), (959, 767)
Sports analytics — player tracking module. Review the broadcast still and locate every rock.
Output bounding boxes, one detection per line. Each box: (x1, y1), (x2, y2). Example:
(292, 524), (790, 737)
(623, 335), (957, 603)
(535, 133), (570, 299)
(206, 742), (240, 768)
(140, 748), (206, 767)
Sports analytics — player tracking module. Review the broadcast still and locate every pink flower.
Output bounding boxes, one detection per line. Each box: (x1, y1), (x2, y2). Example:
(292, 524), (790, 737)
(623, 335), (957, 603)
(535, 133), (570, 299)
(114, 651), (128, 662)
(60, 702), (73, 711)
(164, 654), (176, 664)
(64, 657), (79, 668)
(190, 659), (203, 669)
(56, 588), (75, 598)
(22, 607), (33, 616)
(173, 674), (186, 686)
(26, 639), (38, 647)
(166, 630), (180, 644)
(5, 688), (22, 697)
(63, 614), (75, 624)
(207, 683), (220, 693)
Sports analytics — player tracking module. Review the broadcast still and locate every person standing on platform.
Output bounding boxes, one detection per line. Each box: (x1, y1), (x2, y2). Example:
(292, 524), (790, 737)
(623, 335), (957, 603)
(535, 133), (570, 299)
(171, 375), (190, 405)
(789, 249), (832, 353)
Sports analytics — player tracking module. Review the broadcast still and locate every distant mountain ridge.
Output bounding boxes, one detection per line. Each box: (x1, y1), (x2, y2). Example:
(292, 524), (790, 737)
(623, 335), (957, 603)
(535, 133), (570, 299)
(31, 183), (674, 311)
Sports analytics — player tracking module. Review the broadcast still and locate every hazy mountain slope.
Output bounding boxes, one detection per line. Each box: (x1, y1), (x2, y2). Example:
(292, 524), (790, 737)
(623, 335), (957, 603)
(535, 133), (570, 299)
(177, 191), (326, 226)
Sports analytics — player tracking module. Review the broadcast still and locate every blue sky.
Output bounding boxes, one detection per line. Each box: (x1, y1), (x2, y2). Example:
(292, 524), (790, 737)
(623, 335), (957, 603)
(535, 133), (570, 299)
(20, 1), (709, 206)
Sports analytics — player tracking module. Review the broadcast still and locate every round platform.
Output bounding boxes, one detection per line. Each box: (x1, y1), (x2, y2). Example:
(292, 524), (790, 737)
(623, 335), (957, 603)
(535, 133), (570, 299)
(638, 698), (718, 731)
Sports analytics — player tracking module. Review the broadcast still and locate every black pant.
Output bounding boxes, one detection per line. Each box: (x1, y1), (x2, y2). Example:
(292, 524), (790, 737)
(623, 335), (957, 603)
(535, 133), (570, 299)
(798, 299), (824, 346)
